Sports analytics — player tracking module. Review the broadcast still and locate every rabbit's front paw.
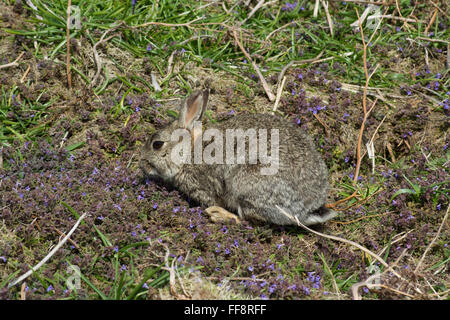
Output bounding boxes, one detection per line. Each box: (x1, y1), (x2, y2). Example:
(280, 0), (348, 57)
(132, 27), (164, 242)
(205, 206), (240, 224)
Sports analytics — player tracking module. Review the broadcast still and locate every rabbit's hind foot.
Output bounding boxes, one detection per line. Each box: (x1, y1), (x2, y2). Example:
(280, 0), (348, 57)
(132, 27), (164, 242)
(205, 206), (241, 224)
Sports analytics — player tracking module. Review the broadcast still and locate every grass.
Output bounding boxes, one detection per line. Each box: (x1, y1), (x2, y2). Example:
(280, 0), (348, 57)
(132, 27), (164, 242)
(0, 0), (449, 300)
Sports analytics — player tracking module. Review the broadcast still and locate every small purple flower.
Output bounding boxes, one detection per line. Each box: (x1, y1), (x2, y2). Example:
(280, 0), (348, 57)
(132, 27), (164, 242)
(153, 203), (158, 209)
(146, 44), (152, 51)
(47, 285), (54, 292)
(281, 1), (298, 12)
(0, 256), (6, 263)
(269, 284), (276, 293)
(221, 225), (228, 233)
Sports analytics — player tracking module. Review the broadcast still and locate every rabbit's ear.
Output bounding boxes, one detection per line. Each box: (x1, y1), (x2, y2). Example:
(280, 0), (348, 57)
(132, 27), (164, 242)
(178, 90), (209, 130)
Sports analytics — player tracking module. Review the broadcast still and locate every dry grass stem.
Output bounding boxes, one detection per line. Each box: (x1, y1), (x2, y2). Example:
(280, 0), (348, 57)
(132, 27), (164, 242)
(0, 52), (25, 70)
(276, 206), (404, 279)
(66, 0), (72, 89)
(414, 205), (449, 273)
(232, 28), (275, 101)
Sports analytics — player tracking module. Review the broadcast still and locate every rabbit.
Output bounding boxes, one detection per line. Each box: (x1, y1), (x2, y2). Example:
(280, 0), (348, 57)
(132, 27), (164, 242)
(139, 89), (336, 226)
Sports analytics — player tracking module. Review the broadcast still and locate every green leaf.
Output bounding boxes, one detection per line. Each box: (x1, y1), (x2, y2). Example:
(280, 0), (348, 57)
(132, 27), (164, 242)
(125, 266), (161, 300)
(60, 201), (83, 224)
(391, 188), (417, 201)
(92, 225), (112, 247)
(66, 141), (86, 152)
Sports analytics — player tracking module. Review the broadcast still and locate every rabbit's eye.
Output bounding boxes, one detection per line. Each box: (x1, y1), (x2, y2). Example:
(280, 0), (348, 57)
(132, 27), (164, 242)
(152, 141), (164, 150)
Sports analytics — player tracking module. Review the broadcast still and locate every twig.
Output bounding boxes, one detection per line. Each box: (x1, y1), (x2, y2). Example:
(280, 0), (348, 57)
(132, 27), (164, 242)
(8, 212), (87, 288)
(354, 97), (378, 183)
(321, 1), (334, 37)
(313, 113), (330, 135)
(0, 52), (25, 70)
(353, 8), (381, 185)
(325, 191), (357, 209)
(377, 284), (415, 298)
(376, 230), (415, 258)
(314, 0), (320, 17)
(66, 0), (72, 89)
(356, 8), (369, 115)
(424, 8), (438, 35)
(232, 28), (275, 101)
(90, 23), (123, 87)
(265, 20), (298, 41)
(53, 227), (80, 250)
(351, 272), (381, 300)
(240, 0), (274, 26)
(429, 0), (449, 19)
(20, 283), (26, 300)
(329, 0), (393, 5)
(20, 65), (31, 83)
(206, 275), (268, 282)
(333, 186), (383, 212)
(276, 206), (404, 279)
(368, 14), (423, 24)
(394, 0), (413, 30)
(222, 0), (243, 15)
(414, 205), (449, 273)
(415, 37), (449, 44)
(272, 76), (286, 113)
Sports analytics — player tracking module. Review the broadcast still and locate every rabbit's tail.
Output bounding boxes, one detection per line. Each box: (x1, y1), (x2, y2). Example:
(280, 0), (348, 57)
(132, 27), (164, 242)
(303, 206), (337, 226)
